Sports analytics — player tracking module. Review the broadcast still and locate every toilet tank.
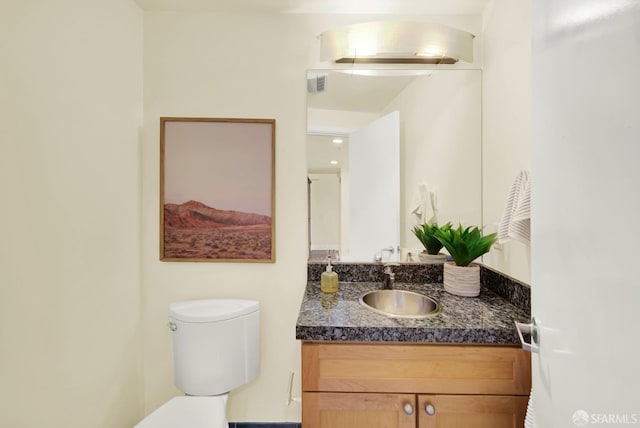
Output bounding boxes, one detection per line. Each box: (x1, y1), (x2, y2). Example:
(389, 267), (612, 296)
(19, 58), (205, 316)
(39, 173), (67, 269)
(169, 299), (260, 396)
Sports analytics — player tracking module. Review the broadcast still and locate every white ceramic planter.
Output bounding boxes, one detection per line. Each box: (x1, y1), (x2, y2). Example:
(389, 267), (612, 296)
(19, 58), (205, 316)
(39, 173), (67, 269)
(443, 262), (480, 297)
(418, 252), (447, 263)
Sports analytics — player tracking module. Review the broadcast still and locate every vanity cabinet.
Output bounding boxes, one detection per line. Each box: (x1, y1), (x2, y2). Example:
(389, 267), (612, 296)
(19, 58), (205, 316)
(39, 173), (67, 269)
(304, 392), (416, 428)
(301, 342), (531, 428)
(417, 394), (529, 427)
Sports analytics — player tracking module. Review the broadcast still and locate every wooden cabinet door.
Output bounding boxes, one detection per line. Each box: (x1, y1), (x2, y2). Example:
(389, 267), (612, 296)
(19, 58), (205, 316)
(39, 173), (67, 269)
(303, 392), (416, 428)
(418, 395), (528, 428)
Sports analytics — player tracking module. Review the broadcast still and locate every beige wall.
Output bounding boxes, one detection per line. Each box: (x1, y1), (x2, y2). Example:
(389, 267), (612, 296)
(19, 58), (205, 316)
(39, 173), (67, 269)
(382, 71), (483, 253)
(481, 0), (532, 283)
(309, 173), (341, 250)
(0, 1), (144, 427)
(141, 11), (311, 423)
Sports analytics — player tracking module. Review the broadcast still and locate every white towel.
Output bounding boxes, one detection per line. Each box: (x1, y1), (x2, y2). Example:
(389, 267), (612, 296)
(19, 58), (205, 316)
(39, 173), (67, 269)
(524, 386), (538, 427)
(410, 182), (438, 224)
(498, 170), (531, 244)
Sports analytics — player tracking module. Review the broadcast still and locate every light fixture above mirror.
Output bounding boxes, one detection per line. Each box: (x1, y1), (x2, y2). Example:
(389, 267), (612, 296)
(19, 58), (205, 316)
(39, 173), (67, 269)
(319, 21), (475, 64)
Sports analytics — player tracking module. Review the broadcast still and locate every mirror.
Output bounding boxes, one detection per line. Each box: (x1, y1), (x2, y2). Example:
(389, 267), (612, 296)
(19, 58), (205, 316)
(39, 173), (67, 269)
(307, 69), (482, 262)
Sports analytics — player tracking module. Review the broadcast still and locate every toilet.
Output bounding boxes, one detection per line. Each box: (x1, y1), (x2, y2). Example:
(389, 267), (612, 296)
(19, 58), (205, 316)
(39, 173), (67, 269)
(135, 299), (260, 428)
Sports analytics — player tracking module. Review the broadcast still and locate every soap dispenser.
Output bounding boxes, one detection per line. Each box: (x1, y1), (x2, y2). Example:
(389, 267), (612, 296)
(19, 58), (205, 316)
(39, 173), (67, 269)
(321, 256), (339, 293)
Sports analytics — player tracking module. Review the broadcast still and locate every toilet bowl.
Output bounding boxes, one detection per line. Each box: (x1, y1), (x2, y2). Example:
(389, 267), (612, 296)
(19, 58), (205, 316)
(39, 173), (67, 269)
(135, 299), (260, 427)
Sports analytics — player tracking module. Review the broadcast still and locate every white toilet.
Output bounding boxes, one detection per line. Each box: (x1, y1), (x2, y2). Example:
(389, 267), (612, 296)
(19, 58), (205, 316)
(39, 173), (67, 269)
(135, 299), (260, 428)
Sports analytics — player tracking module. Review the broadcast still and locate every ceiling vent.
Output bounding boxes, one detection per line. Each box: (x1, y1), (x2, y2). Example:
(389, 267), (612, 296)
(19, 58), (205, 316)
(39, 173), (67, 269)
(307, 73), (328, 93)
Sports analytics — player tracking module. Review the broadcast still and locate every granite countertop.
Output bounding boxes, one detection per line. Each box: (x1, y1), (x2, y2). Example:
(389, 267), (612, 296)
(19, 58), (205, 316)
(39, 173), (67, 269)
(295, 281), (530, 345)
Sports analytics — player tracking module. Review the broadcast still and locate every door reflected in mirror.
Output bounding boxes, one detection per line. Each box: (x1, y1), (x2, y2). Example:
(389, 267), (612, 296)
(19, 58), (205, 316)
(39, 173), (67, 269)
(307, 69), (481, 262)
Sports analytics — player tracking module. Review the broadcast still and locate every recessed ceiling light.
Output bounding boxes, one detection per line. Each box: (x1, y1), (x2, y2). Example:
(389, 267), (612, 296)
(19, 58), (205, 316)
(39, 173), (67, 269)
(332, 138), (343, 144)
(330, 160), (339, 165)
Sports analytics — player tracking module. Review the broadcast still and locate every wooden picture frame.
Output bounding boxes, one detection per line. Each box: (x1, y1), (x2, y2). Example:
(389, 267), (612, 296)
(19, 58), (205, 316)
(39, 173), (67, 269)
(160, 117), (275, 262)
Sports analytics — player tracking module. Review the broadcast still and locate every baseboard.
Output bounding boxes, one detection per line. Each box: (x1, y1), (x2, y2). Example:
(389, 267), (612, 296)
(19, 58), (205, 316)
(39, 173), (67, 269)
(230, 423), (301, 428)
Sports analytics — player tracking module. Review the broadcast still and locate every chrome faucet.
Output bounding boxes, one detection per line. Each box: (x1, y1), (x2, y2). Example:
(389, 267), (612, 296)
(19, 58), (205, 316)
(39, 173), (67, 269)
(382, 263), (400, 289)
(374, 245), (396, 262)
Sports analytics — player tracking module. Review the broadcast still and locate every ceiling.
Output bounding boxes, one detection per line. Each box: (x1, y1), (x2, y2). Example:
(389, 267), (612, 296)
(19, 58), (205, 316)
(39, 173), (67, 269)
(306, 71), (423, 172)
(307, 71), (419, 114)
(133, 0), (489, 14)
(307, 134), (348, 172)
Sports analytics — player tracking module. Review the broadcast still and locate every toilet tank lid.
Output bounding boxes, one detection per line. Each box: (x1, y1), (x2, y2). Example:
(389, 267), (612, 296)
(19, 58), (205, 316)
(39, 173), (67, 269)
(169, 299), (259, 323)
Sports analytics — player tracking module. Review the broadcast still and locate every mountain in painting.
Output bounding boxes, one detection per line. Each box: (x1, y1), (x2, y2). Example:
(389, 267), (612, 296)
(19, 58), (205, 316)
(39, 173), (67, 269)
(164, 200), (271, 229)
(162, 200), (273, 261)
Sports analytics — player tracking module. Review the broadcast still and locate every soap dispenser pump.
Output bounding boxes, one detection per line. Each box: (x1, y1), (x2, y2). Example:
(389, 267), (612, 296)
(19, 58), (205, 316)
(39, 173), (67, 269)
(321, 256), (339, 293)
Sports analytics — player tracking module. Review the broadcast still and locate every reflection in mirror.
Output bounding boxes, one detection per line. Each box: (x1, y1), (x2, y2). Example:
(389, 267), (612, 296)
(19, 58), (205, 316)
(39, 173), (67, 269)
(307, 70), (481, 262)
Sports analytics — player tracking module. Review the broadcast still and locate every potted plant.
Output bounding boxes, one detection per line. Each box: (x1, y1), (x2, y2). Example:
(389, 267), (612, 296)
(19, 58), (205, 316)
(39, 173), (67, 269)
(433, 224), (497, 297)
(412, 222), (452, 263)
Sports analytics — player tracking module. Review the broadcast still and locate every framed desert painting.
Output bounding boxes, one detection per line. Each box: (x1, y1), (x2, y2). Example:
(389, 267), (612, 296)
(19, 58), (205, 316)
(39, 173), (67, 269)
(160, 117), (275, 262)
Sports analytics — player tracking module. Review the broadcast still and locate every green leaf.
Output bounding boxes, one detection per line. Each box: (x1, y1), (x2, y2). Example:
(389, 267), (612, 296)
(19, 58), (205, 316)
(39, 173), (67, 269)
(411, 222), (453, 255)
(433, 224), (497, 266)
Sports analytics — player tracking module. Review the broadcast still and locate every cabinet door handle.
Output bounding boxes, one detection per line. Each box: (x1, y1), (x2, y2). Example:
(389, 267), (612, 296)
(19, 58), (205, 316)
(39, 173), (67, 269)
(403, 403), (414, 415)
(424, 403), (435, 416)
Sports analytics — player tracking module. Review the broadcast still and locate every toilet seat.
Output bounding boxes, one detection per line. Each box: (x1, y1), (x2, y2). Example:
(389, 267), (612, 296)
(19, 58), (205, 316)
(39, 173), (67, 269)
(134, 396), (228, 428)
